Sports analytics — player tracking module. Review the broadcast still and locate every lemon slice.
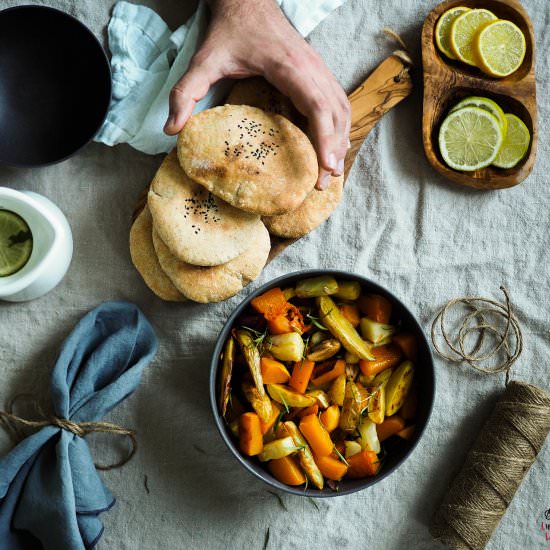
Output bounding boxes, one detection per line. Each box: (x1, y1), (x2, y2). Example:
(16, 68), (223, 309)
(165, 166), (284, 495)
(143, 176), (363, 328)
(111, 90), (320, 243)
(0, 210), (33, 277)
(493, 113), (530, 168)
(475, 20), (526, 77)
(435, 6), (470, 60)
(450, 96), (507, 133)
(450, 9), (497, 66)
(439, 106), (503, 171)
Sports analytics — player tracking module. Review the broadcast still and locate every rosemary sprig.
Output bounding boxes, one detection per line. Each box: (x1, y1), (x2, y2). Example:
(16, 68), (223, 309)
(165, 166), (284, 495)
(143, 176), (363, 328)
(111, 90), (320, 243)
(333, 446), (349, 466)
(307, 497), (320, 511)
(266, 490), (288, 512)
(306, 313), (328, 331)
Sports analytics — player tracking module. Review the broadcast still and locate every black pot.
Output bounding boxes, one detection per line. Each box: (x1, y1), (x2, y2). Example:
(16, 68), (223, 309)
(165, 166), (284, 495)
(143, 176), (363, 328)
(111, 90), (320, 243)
(209, 269), (436, 497)
(0, 6), (112, 166)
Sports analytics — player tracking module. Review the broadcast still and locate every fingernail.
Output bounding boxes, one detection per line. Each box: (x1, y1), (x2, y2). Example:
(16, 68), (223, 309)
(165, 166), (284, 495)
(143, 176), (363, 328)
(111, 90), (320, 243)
(164, 114), (176, 131)
(319, 173), (330, 190)
(328, 153), (337, 171)
(335, 158), (344, 175)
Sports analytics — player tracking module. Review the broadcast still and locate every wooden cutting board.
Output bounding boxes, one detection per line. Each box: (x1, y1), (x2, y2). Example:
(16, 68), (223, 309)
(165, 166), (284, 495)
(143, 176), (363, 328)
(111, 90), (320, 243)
(133, 53), (413, 261)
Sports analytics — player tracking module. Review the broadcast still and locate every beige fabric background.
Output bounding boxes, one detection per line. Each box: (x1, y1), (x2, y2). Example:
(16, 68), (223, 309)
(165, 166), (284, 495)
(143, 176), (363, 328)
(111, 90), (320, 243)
(0, 1), (549, 549)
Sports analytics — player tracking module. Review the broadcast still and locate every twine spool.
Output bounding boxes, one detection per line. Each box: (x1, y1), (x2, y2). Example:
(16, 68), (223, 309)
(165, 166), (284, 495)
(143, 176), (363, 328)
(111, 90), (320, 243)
(430, 381), (550, 549)
(430, 289), (550, 549)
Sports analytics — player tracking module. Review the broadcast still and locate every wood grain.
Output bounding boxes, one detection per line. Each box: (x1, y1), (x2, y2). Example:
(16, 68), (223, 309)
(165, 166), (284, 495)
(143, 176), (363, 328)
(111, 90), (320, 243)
(422, 0), (537, 190)
(132, 54), (413, 264)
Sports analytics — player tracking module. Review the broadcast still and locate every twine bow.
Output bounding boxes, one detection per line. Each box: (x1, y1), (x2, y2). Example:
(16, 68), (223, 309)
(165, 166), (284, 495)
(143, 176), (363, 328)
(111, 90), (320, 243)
(0, 394), (136, 471)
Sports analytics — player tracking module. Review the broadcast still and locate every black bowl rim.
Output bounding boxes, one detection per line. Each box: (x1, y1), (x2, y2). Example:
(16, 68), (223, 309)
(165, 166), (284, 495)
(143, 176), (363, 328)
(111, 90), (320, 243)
(209, 269), (436, 498)
(0, 5), (112, 168)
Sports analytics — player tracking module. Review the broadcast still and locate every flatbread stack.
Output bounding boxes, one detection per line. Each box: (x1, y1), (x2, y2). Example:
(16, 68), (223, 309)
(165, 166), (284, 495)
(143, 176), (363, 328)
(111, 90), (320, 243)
(130, 79), (346, 303)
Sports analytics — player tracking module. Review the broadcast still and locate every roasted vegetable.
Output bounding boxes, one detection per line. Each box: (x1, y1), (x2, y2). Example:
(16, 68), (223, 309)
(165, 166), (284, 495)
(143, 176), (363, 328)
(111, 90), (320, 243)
(328, 373), (346, 406)
(367, 385), (385, 424)
(296, 404), (319, 418)
(267, 303), (305, 335)
(260, 357), (290, 384)
(219, 336), (235, 417)
(242, 381), (273, 423)
(307, 338), (341, 362)
(289, 360), (315, 394)
(318, 296), (375, 360)
(277, 421), (324, 489)
(251, 287), (288, 317)
(346, 450), (380, 478)
(333, 280), (361, 301)
(339, 380), (362, 433)
(320, 404), (340, 432)
(376, 416), (406, 442)
(258, 436), (298, 462)
(357, 418), (381, 453)
(239, 412), (263, 456)
(259, 401), (281, 435)
(229, 418), (239, 437)
(310, 330), (328, 347)
(306, 389), (330, 409)
(314, 453), (348, 480)
(358, 293), (392, 324)
(282, 287), (296, 301)
(369, 368), (394, 389)
(385, 361), (414, 416)
(393, 332), (418, 360)
(344, 440), (362, 458)
(295, 275), (339, 298)
(359, 343), (402, 377)
(235, 329), (266, 397)
(397, 425), (415, 441)
(268, 455), (306, 485)
(360, 317), (396, 345)
(268, 332), (305, 362)
(267, 384), (317, 408)
(299, 413), (334, 456)
(345, 351), (360, 364)
(339, 304), (361, 327)
(346, 363), (359, 380)
(311, 359), (346, 386)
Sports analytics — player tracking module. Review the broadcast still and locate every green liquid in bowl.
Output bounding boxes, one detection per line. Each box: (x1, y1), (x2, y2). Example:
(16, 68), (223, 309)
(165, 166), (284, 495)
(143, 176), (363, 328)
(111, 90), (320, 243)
(0, 209), (33, 277)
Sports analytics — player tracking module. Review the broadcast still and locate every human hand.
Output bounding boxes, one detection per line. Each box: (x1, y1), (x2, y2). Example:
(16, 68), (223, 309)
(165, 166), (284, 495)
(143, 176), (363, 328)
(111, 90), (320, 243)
(164, 0), (350, 190)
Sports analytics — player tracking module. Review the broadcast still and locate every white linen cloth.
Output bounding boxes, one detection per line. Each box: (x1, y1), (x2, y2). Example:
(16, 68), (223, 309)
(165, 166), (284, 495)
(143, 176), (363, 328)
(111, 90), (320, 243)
(95, 0), (347, 154)
(1, 1), (549, 549)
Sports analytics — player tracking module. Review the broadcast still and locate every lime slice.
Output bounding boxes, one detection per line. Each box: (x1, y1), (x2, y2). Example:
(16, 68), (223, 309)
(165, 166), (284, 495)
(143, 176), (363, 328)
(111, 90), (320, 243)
(0, 210), (33, 277)
(450, 9), (497, 66)
(493, 113), (530, 168)
(450, 96), (507, 133)
(475, 20), (526, 77)
(439, 106), (504, 171)
(435, 6), (470, 60)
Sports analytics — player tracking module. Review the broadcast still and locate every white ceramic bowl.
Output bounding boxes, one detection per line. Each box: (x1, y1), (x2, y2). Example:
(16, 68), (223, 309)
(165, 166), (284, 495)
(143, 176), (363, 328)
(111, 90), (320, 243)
(0, 187), (73, 301)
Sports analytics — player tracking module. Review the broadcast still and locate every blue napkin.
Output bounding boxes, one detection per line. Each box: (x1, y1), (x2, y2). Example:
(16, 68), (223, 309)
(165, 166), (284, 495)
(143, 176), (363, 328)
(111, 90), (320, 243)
(0, 301), (158, 550)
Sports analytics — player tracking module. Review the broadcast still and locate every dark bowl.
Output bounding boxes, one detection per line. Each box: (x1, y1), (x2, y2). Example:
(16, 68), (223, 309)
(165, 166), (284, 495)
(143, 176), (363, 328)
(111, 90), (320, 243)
(209, 270), (436, 497)
(0, 6), (112, 166)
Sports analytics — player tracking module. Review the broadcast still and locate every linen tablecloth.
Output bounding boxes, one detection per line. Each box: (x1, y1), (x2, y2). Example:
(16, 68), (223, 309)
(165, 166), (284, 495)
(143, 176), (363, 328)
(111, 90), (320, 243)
(1, 1), (549, 549)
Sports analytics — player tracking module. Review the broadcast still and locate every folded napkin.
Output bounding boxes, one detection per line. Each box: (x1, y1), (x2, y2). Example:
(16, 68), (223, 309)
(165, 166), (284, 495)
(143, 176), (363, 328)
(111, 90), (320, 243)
(95, 0), (347, 154)
(0, 302), (158, 550)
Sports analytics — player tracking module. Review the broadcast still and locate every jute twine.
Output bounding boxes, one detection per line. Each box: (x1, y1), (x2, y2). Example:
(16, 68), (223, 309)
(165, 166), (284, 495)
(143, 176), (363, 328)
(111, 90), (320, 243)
(429, 288), (550, 550)
(0, 394), (136, 470)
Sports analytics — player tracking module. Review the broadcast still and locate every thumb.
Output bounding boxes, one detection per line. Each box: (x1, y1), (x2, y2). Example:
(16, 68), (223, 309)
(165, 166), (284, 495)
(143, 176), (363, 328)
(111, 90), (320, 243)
(164, 52), (225, 135)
